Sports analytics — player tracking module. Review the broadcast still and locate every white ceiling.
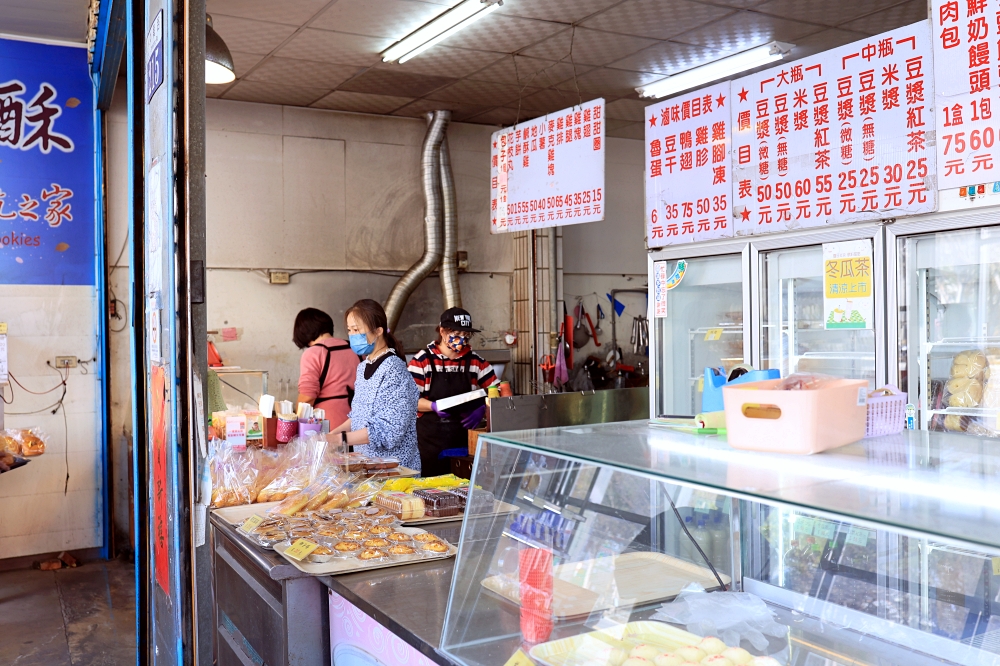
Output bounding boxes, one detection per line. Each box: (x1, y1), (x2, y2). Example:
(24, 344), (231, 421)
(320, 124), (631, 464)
(206, 0), (928, 138)
(0, 0), (90, 43)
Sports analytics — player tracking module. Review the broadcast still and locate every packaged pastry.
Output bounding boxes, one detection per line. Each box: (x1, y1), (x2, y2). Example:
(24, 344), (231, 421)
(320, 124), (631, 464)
(17, 429), (47, 456)
(315, 525), (344, 539)
(419, 540), (450, 554)
(363, 457), (400, 473)
(367, 524), (393, 536)
(449, 486), (495, 515)
(308, 544), (336, 563)
(388, 544), (417, 558)
(946, 377), (983, 408)
(255, 529), (288, 548)
(412, 488), (462, 517)
(358, 548), (389, 562)
(361, 507), (388, 518)
(333, 540), (362, 558)
(374, 491), (425, 521)
(342, 529), (367, 542)
(363, 537), (390, 549)
(412, 532), (443, 543)
(209, 442), (258, 508)
(951, 350), (987, 378)
(386, 531), (413, 543)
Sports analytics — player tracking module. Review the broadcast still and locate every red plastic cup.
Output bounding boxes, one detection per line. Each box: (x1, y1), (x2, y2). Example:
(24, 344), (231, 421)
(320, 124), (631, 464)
(519, 547), (554, 642)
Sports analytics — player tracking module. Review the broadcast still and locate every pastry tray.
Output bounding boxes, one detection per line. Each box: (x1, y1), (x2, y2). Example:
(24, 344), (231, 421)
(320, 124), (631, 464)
(481, 551), (731, 620)
(273, 526), (456, 576)
(401, 499), (520, 525)
(529, 621), (702, 666)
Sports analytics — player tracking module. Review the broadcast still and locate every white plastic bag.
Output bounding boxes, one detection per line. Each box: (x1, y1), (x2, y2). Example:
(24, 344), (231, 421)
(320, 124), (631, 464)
(650, 584), (786, 651)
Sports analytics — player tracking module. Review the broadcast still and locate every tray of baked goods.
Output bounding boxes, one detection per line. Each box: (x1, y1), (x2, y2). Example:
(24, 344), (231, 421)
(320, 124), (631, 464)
(270, 516), (457, 575)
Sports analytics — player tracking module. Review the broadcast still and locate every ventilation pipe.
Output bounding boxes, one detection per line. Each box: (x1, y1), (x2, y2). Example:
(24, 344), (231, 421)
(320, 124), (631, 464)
(439, 134), (461, 309)
(384, 110), (450, 331)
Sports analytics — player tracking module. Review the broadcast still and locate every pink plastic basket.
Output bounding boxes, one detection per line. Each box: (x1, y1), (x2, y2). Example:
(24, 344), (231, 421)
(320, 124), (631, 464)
(866, 385), (907, 437)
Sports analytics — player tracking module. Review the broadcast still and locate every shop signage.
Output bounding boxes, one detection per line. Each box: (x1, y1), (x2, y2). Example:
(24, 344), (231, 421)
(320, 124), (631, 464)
(822, 239), (874, 330)
(0, 38), (95, 285)
(653, 260), (669, 317)
(645, 82), (732, 247)
(145, 10), (164, 103)
(932, 0), (1000, 189)
(0, 333), (7, 384)
(151, 365), (170, 595)
(490, 98), (605, 233)
(733, 22), (936, 236)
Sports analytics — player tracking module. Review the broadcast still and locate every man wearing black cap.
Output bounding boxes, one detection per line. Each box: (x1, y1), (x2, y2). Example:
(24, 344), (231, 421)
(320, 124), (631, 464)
(408, 308), (497, 476)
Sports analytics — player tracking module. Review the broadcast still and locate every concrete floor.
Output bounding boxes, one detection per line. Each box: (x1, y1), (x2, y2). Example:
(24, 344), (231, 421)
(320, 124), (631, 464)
(0, 557), (137, 666)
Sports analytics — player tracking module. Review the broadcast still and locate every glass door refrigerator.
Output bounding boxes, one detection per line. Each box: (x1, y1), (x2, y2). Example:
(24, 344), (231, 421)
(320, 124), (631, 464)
(648, 242), (750, 418)
(889, 210), (1000, 435)
(751, 224), (887, 389)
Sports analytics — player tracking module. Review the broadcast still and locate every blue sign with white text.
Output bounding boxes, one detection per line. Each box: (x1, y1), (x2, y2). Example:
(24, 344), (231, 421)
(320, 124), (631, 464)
(0, 38), (95, 285)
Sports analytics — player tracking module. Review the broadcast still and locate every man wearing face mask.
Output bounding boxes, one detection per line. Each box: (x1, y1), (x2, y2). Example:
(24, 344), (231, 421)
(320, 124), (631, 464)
(408, 308), (497, 476)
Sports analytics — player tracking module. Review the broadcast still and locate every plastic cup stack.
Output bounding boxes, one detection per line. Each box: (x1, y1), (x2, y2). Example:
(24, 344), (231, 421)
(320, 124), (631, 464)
(519, 547), (554, 644)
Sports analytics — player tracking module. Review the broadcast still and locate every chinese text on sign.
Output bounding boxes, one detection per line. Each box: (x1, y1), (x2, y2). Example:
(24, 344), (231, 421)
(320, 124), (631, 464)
(645, 82), (732, 247)
(490, 99), (605, 233)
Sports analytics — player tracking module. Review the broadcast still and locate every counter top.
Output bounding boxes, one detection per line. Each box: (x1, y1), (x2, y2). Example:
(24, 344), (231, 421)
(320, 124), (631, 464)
(482, 422), (1000, 553)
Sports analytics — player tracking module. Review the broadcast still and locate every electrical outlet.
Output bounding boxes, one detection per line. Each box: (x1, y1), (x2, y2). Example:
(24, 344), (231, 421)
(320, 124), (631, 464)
(55, 356), (78, 369)
(269, 271), (290, 285)
(109, 300), (117, 318)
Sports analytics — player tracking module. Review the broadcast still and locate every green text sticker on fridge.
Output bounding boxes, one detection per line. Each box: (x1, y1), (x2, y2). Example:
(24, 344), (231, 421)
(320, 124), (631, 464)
(822, 239), (874, 330)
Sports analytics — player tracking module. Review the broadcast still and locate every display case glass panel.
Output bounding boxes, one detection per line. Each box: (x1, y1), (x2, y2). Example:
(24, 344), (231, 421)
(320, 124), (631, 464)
(760, 245), (876, 387)
(653, 254), (745, 417)
(897, 227), (1000, 435)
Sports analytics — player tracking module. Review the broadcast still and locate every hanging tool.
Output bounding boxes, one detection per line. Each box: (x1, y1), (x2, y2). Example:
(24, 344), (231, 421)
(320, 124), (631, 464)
(572, 299), (590, 349)
(583, 307), (600, 346)
(595, 303), (605, 338)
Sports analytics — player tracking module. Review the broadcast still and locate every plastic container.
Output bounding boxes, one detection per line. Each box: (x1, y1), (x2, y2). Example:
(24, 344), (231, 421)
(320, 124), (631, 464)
(450, 486), (495, 514)
(865, 385), (907, 437)
(722, 378), (868, 454)
(275, 418), (297, 443)
(375, 491), (426, 520)
(413, 488), (462, 517)
(298, 421), (322, 439)
(702, 366), (782, 413)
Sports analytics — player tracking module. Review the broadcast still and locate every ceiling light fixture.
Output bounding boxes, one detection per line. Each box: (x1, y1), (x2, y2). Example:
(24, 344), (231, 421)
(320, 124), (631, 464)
(205, 13), (236, 85)
(383, 0), (502, 64)
(636, 41), (794, 99)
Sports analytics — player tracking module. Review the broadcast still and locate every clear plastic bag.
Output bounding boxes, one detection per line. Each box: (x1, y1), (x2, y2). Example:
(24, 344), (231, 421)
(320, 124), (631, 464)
(209, 442), (258, 508)
(0, 428), (48, 456)
(950, 349), (987, 379)
(650, 584), (786, 652)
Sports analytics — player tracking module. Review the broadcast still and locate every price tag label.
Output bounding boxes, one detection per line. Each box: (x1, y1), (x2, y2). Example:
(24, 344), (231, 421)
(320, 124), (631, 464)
(284, 538), (319, 561)
(992, 557), (1000, 577)
(703, 328), (724, 341)
(845, 526), (870, 548)
(813, 520), (837, 540)
(239, 515), (264, 534)
(504, 649), (535, 666)
(0, 323), (7, 334)
(794, 517), (815, 536)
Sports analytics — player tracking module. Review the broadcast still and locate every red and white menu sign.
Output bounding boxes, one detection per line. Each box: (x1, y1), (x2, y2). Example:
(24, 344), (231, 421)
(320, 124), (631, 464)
(933, 1), (1000, 189)
(645, 82), (732, 247)
(490, 99), (605, 233)
(732, 22), (936, 236)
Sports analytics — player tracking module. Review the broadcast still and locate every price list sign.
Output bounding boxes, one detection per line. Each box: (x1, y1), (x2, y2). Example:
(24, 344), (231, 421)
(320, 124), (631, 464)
(490, 99), (605, 233)
(645, 82), (732, 247)
(732, 22), (936, 236)
(933, 0), (1000, 189)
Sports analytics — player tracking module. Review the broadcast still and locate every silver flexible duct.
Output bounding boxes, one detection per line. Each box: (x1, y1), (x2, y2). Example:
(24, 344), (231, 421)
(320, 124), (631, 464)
(384, 110), (451, 331)
(439, 133), (461, 309)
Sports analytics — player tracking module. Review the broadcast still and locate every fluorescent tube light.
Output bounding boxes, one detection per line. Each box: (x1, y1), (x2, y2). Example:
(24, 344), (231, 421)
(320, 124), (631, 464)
(398, 3), (500, 63)
(383, 0), (499, 63)
(636, 42), (793, 99)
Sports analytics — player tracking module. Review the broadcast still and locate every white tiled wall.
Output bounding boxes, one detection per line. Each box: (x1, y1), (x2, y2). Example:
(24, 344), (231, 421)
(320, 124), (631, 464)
(0, 284), (103, 558)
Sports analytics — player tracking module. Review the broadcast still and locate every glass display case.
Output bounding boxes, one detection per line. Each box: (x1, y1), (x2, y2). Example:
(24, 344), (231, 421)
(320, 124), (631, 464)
(440, 423), (1000, 666)
(652, 253), (747, 417)
(895, 226), (1000, 435)
(759, 244), (876, 387)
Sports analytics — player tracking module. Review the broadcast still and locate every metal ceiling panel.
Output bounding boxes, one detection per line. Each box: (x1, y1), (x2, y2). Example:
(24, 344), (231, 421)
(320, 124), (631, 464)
(377, 46), (505, 78)
(467, 56), (583, 88)
(699, 0), (770, 7)
(608, 39), (717, 75)
(441, 15), (566, 53)
(337, 67), (457, 97)
(497, 0), (625, 24)
(278, 28), (394, 66)
(606, 119), (644, 139)
(245, 56), (364, 89)
(672, 10), (822, 51)
(517, 87), (603, 112)
(228, 51), (266, 78)
(785, 27), (873, 59)
(581, 0), (734, 41)
(605, 98), (648, 122)
(426, 79), (533, 106)
(466, 106), (538, 126)
(841, 0), (927, 35)
(0, 0), (88, 42)
(222, 80), (331, 106)
(555, 67), (662, 97)
(310, 0), (446, 39)
(520, 26), (658, 67)
(391, 98), (493, 121)
(210, 15), (299, 56)
(206, 0), (330, 26)
(754, 0), (904, 27)
(311, 90), (414, 114)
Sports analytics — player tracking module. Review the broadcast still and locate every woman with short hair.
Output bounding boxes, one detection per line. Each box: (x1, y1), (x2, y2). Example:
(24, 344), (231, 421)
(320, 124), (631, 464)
(293, 307), (358, 428)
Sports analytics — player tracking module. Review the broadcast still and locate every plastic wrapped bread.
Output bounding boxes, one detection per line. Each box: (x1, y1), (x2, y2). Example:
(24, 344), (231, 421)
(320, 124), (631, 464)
(950, 350), (987, 379)
(375, 491), (425, 520)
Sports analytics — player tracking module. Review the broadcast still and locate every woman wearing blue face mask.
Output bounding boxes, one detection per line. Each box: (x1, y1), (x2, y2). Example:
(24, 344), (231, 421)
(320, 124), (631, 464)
(408, 308), (497, 476)
(329, 299), (421, 472)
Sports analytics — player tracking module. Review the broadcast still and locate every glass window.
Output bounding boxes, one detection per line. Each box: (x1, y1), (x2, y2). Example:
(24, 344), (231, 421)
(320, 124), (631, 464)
(898, 227), (1000, 434)
(761, 245), (875, 387)
(654, 255), (745, 417)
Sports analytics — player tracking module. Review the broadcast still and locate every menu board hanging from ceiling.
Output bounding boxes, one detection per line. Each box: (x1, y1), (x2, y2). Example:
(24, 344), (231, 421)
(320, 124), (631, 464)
(645, 82), (732, 247)
(932, 0), (1000, 189)
(732, 21), (937, 236)
(490, 98), (605, 233)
